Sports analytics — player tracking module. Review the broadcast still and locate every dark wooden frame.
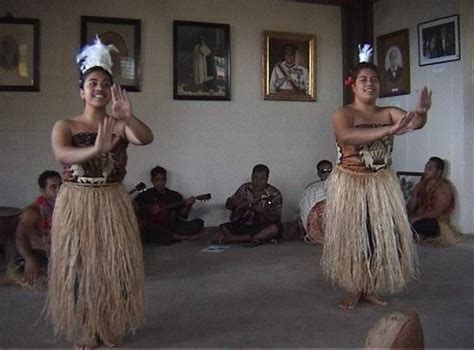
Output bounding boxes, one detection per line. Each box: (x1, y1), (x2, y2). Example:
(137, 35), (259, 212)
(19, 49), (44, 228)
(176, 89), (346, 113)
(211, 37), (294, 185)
(173, 20), (231, 101)
(397, 171), (423, 202)
(418, 14), (460, 66)
(263, 30), (317, 102)
(377, 28), (410, 98)
(81, 16), (141, 91)
(0, 17), (40, 91)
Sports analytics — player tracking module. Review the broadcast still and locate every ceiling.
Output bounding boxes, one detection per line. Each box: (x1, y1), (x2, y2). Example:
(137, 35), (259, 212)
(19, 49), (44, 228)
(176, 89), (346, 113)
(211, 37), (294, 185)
(293, 0), (376, 6)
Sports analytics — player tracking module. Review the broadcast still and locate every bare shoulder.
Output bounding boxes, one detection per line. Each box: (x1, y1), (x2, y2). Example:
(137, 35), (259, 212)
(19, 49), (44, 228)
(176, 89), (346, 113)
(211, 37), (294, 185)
(19, 203), (40, 224)
(52, 118), (74, 132)
(332, 106), (353, 122)
(380, 105), (407, 123)
(440, 178), (455, 193)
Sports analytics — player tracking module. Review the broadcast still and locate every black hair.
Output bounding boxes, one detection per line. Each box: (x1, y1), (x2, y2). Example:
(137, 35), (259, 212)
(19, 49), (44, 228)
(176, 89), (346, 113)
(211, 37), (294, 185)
(150, 165), (167, 180)
(79, 66), (113, 88)
(317, 159), (332, 171)
(252, 164), (270, 177)
(37, 170), (61, 189)
(429, 156), (445, 173)
(282, 44), (297, 54)
(351, 62), (380, 80)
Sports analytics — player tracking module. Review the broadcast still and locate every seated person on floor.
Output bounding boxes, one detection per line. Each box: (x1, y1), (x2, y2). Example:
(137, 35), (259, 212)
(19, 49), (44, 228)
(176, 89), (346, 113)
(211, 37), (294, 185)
(12, 170), (62, 284)
(299, 159), (333, 244)
(406, 156), (462, 246)
(134, 165), (205, 244)
(217, 164), (283, 245)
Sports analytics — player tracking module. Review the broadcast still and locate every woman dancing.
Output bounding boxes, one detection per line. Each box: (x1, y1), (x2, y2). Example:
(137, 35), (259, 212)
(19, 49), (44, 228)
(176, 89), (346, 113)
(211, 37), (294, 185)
(48, 36), (154, 348)
(322, 45), (432, 310)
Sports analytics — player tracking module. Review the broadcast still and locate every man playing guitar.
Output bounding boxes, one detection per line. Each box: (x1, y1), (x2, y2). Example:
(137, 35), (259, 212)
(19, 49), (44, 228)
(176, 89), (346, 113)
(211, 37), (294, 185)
(134, 165), (207, 244)
(217, 164), (283, 246)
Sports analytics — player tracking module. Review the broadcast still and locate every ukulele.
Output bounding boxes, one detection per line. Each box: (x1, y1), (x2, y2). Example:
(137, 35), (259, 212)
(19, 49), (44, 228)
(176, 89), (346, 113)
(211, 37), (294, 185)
(230, 196), (273, 224)
(139, 193), (211, 226)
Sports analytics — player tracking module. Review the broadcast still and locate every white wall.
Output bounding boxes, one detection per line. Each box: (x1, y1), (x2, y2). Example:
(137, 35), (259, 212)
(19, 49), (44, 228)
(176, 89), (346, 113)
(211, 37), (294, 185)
(374, 0), (474, 233)
(0, 0), (342, 225)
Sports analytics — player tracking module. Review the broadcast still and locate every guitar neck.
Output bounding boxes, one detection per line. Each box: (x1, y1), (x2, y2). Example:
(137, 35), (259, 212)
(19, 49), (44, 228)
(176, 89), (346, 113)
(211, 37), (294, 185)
(159, 193), (211, 212)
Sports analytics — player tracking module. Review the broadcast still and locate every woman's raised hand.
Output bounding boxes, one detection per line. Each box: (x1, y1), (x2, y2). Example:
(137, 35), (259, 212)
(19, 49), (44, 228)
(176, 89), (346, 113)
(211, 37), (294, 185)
(416, 86), (432, 114)
(111, 84), (132, 121)
(95, 116), (120, 154)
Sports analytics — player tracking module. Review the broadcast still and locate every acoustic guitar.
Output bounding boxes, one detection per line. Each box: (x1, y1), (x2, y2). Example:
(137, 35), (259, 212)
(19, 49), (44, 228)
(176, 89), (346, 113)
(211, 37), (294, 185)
(138, 193), (211, 226)
(230, 197), (273, 223)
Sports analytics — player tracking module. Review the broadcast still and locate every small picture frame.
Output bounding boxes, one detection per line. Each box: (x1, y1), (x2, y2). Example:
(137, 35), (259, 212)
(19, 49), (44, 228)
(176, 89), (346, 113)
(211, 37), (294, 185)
(397, 171), (423, 202)
(173, 20), (231, 101)
(376, 29), (410, 98)
(81, 16), (141, 91)
(418, 14), (460, 66)
(0, 17), (40, 91)
(263, 31), (316, 102)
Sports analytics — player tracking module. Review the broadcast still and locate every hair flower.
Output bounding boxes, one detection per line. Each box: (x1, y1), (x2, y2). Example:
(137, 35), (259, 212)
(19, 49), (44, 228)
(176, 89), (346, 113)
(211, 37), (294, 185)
(344, 75), (354, 87)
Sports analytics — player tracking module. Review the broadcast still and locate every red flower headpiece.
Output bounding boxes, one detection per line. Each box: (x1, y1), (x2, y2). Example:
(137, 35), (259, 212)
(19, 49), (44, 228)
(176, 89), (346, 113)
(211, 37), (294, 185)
(344, 75), (354, 87)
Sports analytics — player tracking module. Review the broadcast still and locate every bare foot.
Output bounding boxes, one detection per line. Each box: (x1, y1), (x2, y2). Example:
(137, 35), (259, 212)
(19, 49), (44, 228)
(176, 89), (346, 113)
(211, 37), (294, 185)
(338, 293), (362, 310)
(214, 232), (231, 244)
(102, 340), (118, 348)
(363, 294), (388, 306)
(73, 345), (91, 350)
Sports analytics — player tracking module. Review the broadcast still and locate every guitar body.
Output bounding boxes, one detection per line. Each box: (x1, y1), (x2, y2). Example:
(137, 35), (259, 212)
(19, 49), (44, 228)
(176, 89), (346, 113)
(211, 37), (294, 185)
(230, 207), (255, 223)
(135, 190), (211, 228)
(146, 202), (173, 225)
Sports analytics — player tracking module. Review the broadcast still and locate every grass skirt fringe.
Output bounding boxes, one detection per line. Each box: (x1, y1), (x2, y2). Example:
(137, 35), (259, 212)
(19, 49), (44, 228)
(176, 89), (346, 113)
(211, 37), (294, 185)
(322, 166), (417, 296)
(418, 218), (464, 247)
(48, 182), (145, 346)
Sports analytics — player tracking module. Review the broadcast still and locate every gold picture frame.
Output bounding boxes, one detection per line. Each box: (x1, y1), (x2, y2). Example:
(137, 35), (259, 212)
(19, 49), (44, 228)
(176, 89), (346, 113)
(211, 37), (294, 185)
(0, 17), (40, 91)
(262, 31), (316, 102)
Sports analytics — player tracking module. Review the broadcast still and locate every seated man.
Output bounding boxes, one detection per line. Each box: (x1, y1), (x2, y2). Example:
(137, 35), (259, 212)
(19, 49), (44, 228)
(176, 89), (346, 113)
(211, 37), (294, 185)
(407, 156), (462, 246)
(135, 165), (205, 244)
(13, 170), (62, 284)
(299, 159), (333, 244)
(217, 164), (283, 246)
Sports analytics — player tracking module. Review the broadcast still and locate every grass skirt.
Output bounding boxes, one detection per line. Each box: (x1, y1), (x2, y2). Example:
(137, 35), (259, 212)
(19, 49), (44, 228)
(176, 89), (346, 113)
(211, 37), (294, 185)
(418, 218), (464, 247)
(322, 166), (417, 296)
(48, 182), (145, 345)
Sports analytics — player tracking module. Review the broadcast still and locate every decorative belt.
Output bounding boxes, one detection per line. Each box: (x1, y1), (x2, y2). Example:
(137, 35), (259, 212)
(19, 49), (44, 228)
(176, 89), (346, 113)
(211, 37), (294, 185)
(66, 178), (119, 187)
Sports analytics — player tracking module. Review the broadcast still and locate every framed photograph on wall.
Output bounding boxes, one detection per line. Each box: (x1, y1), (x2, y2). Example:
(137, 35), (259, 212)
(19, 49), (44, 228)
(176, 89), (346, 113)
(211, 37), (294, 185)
(0, 17), (40, 91)
(173, 20), (230, 101)
(81, 16), (141, 91)
(376, 29), (410, 98)
(263, 31), (316, 102)
(418, 14), (460, 66)
(397, 171), (423, 202)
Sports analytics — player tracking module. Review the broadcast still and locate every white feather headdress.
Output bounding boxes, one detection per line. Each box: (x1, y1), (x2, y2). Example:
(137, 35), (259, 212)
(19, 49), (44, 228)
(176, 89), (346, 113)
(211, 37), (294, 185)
(76, 35), (118, 75)
(358, 43), (373, 63)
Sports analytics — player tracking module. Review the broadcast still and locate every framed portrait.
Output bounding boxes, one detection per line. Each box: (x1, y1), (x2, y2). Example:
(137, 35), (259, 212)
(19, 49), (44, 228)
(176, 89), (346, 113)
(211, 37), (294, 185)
(173, 20), (230, 101)
(376, 29), (410, 98)
(263, 31), (316, 102)
(0, 17), (40, 91)
(397, 171), (423, 202)
(81, 16), (141, 91)
(418, 14), (460, 66)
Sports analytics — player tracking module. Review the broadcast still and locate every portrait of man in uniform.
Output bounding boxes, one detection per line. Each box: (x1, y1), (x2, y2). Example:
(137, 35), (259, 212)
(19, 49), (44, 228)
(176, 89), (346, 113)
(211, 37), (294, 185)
(263, 31), (316, 102)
